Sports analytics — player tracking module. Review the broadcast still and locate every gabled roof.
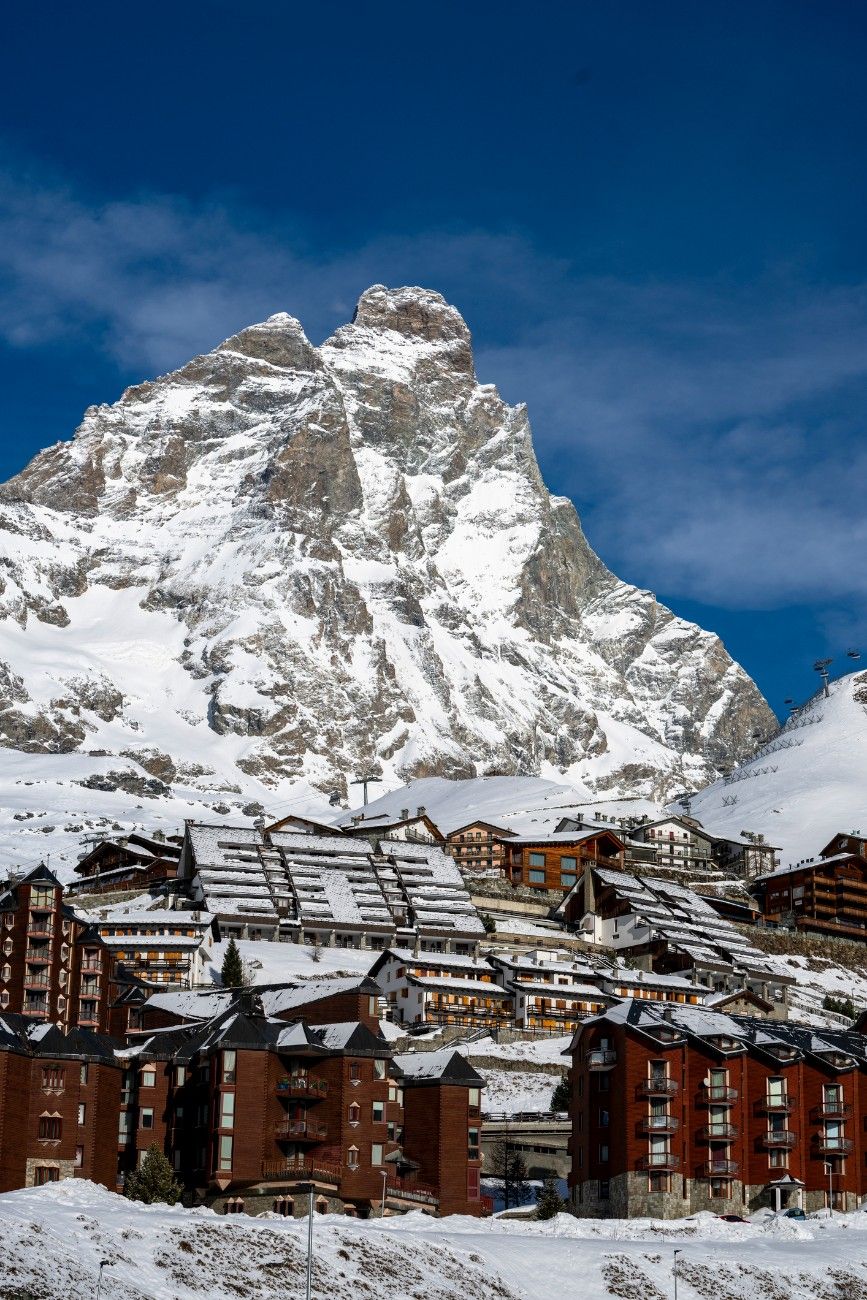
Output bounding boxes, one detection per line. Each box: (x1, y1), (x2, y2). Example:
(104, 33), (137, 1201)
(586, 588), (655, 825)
(505, 829), (625, 848)
(446, 820), (517, 838)
(393, 1047), (485, 1087)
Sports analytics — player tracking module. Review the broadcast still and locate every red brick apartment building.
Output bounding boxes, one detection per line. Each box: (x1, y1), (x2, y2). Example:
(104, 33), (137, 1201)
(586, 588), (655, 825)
(569, 999), (867, 1217)
(504, 830), (625, 894)
(756, 833), (867, 939)
(0, 1016), (122, 1192)
(0, 864), (135, 1035)
(0, 962), (485, 1219)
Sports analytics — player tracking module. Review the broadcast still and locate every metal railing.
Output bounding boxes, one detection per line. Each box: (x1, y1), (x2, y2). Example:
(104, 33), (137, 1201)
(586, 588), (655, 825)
(812, 1136), (853, 1154)
(637, 1077), (678, 1097)
(811, 1101), (851, 1121)
(275, 1077), (328, 1098)
(754, 1094), (796, 1115)
(699, 1123), (738, 1141)
(584, 1049), (616, 1069)
(274, 1119), (329, 1141)
(700, 1085), (738, 1104)
(761, 1130), (796, 1149)
(637, 1152), (680, 1171)
(639, 1115), (680, 1135)
(703, 1159), (738, 1176)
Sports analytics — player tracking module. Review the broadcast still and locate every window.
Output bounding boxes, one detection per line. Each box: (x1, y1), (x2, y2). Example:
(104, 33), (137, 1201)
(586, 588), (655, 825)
(560, 856), (577, 871)
(141, 1067), (156, 1089)
(38, 1115), (62, 1141)
(468, 1128), (480, 1160)
(468, 1086), (480, 1115)
(175, 1066), (186, 1086)
(467, 1167), (480, 1199)
(78, 1103), (86, 1125)
(350, 1063), (361, 1084)
(372, 1101), (384, 1123)
(528, 853), (545, 867)
(74, 1146), (84, 1168)
(348, 1103), (360, 1126)
(599, 1144), (609, 1162)
(561, 874), (577, 887)
(599, 1179), (610, 1200)
(528, 870), (546, 884)
(118, 1112), (130, 1140)
(223, 1196), (244, 1214)
(371, 1143), (384, 1166)
(347, 1146), (359, 1169)
(373, 1059), (386, 1079)
(220, 1092), (235, 1128)
(80, 1063), (89, 1086)
(599, 1109), (609, 1127)
(222, 1050), (236, 1085)
(34, 1166), (59, 1185)
(140, 1108), (154, 1130)
(219, 1135), (233, 1171)
(42, 1066), (64, 1091)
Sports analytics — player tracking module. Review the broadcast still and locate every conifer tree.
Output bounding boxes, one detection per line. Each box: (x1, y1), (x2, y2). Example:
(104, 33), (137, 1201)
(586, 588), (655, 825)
(535, 1175), (566, 1220)
(221, 936), (244, 988)
(124, 1144), (182, 1205)
(551, 1075), (570, 1112)
(491, 1136), (531, 1208)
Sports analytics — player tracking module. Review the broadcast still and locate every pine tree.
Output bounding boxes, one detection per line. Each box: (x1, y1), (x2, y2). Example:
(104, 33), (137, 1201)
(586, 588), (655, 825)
(551, 1075), (570, 1112)
(491, 1136), (531, 1208)
(221, 936), (244, 988)
(535, 1175), (566, 1220)
(124, 1144), (182, 1205)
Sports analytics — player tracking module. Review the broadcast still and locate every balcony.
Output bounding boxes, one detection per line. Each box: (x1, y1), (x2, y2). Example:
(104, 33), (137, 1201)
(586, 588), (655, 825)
(274, 1119), (329, 1142)
(760, 1130), (797, 1149)
(262, 1155), (341, 1185)
(27, 923), (54, 939)
(24, 973), (52, 989)
(23, 999), (48, 1016)
(812, 1135), (853, 1155)
(638, 1115), (680, 1135)
(754, 1093), (796, 1115)
(276, 1076), (328, 1099)
(584, 1049), (616, 1070)
(699, 1123), (739, 1141)
(637, 1152), (680, 1171)
(811, 1101), (851, 1121)
(25, 949), (51, 965)
(700, 1085), (738, 1105)
(703, 1159), (739, 1177)
(637, 1077), (678, 1098)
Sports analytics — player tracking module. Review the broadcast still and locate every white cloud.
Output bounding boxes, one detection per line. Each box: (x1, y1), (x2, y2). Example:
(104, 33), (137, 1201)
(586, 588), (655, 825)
(1, 163), (866, 614)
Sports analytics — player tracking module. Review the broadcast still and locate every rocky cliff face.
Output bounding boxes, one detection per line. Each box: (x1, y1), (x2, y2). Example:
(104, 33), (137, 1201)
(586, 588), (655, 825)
(0, 285), (775, 816)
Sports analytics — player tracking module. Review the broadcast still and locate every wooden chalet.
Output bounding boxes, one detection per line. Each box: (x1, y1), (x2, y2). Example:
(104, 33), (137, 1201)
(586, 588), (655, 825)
(756, 836), (867, 939)
(503, 829), (625, 894)
(68, 833), (182, 896)
(444, 820), (516, 873)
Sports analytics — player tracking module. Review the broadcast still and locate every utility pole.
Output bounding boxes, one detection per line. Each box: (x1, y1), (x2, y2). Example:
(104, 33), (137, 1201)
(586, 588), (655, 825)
(380, 1168), (388, 1217)
(350, 774), (381, 806)
(298, 1181), (314, 1300)
(673, 1248), (682, 1300)
(814, 658), (833, 698)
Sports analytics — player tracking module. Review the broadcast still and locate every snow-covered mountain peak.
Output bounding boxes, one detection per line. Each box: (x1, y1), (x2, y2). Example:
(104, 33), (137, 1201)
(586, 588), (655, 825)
(0, 285), (776, 873)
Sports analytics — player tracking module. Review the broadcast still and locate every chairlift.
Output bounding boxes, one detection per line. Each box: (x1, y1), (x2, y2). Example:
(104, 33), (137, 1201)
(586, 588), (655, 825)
(847, 648), (861, 660)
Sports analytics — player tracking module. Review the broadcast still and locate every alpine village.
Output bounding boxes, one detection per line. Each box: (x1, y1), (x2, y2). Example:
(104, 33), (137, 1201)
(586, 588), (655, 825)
(3, 793), (867, 1226)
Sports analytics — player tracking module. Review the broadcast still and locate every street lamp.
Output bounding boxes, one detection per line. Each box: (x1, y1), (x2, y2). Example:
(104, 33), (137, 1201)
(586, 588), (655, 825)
(296, 1181), (315, 1300)
(826, 1161), (835, 1217)
(673, 1248), (682, 1300)
(95, 1260), (112, 1300)
(380, 1169), (389, 1218)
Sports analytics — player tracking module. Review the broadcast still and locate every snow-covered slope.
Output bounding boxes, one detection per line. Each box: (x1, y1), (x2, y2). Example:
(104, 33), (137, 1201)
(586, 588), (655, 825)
(3, 1179), (867, 1300)
(0, 285), (774, 873)
(691, 670), (867, 862)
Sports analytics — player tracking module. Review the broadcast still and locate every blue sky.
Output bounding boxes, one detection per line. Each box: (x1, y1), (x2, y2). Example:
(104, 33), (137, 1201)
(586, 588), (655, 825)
(1, 1), (865, 716)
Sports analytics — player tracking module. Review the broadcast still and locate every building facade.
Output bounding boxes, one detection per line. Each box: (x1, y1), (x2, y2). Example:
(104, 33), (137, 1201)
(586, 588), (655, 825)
(569, 1000), (867, 1218)
(503, 831), (625, 895)
(757, 844), (867, 940)
(445, 821), (516, 873)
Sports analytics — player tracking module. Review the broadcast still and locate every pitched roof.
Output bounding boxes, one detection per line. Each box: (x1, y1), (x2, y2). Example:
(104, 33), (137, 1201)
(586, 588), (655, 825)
(393, 1048), (485, 1087)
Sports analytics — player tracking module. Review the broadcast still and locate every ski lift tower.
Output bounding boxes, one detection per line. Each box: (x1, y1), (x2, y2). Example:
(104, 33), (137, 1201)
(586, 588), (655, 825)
(350, 774), (381, 807)
(813, 658), (833, 699)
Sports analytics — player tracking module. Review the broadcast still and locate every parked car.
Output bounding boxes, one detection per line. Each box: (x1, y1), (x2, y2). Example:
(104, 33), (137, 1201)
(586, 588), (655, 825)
(781, 1207), (806, 1219)
(717, 1214), (749, 1223)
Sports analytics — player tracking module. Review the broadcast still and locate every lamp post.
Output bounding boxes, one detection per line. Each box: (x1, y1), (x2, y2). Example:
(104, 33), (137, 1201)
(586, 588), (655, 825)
(297, 1181), (315, 1300)
(380, 1169), (389, 1217)
(673, 1248), (682, 1300)
(95, 1260), (111, 1300)
(827, 1161), (834, 1216)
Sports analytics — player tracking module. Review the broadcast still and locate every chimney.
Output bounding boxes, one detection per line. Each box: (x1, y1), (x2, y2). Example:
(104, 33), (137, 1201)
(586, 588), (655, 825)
(416, 806), (426, 817)
(400, 808), (409, 821)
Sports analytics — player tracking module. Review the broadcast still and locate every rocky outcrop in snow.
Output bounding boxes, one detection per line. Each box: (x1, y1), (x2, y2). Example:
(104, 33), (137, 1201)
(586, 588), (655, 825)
(0, 284), (774, 820)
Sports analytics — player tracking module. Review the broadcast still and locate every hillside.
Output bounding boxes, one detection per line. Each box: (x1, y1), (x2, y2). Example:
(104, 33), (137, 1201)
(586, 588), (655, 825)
(2, 1179), (867, 1300)
(0, 285), (772, 875)
(691, 670), (867, 861)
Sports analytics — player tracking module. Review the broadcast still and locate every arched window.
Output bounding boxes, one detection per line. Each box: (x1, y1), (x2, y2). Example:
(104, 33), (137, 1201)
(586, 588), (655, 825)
(347, 1146), (359, 1169)
(348, 1103), (360, 1126)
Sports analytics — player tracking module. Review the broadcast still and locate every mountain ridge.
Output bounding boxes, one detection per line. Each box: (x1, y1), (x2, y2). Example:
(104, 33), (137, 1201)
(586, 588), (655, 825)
(0, 284), (775, 870)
